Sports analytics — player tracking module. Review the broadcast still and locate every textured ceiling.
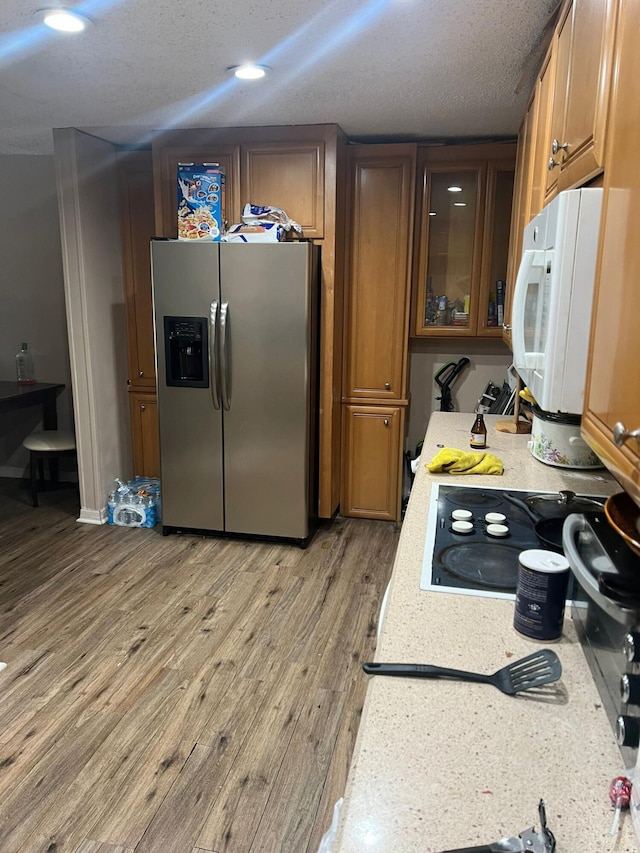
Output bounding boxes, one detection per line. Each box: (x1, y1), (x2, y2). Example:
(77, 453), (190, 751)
(0, 0), (557, 155)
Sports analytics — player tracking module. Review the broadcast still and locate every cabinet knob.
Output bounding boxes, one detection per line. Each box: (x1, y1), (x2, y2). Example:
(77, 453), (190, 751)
(551, 138), (569, 155)
(621, 673), (640, 705)
(502, 323), (512, 332)
(383, 419), (389, 427)
(623, 632), (640, 663)
(140, 404), (146, 412)
(548, 157), (559, 171)
(384, 382), (391, 390)
(613, 422), (640, 448)
(138, 371), (144, 377)
(616, 714), (640, 748)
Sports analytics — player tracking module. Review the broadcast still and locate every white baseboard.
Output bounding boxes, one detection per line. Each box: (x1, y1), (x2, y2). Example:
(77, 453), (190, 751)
(78, 507), (107, 525)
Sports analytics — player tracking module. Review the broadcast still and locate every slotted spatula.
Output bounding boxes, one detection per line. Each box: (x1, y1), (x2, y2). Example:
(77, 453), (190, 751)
(362, 648), (561, 695)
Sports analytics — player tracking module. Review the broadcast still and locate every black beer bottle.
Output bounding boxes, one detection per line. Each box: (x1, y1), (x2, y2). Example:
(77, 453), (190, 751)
(470, 413), (487, 449)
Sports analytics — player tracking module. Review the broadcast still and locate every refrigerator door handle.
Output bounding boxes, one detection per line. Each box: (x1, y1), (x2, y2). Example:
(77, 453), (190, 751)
(209, 300), (221, 410)
(220, 301), (231, 411)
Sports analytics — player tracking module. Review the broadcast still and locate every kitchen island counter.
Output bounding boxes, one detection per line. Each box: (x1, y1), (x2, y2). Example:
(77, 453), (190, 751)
(335, 413), (636, 852)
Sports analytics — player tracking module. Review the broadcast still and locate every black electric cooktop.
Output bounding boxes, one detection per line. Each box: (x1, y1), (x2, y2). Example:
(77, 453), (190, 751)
(420, 484), (593, 598)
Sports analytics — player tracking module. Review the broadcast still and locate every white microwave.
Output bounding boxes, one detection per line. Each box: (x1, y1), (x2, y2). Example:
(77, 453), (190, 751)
(511, 188), (603, 415)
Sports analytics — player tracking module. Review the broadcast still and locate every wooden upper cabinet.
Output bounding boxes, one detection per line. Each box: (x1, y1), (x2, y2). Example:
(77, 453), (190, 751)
(344, 144), (416, 400)
(477, 161), (515, 336)
(545, 10), (570, 199)
(515, 95), (538, 231)
(413, 144), (515, 339)
(504, 104), (535, 349)
(118, 151), (157, 388)
(545, 0), (618, 196)
(152, 131), (327, 239)
(582, 0), (640, 506)
(505, 0), (619, 349)
(532, 46), (557, 212)
(241, 142), (325, 237)
(152, 141), (241, 237)
(414, 161), (484, 338)
(503, 51), (554, 349)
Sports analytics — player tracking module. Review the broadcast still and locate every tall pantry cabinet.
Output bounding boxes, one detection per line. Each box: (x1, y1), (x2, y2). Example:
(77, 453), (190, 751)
(118, 151), (160, 477)
(341, 144), (416, 521)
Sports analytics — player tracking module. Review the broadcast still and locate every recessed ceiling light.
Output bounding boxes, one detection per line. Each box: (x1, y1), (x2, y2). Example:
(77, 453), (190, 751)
(453, 202), (467, 207)
(228, 64), (271, 80)
(36, 8), (92, 32)
(447, 186), (463, 193)
(429, 212), (437, 216)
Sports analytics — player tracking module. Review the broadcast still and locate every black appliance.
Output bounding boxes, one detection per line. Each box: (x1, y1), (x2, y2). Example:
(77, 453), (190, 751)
(434, 357), (469, 412)
(421, 484), (570, 595)
(164, 316), (208, 388)
(564, 510), (640, 768)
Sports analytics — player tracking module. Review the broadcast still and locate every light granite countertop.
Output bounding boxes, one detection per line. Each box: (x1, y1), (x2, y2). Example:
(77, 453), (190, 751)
(335, 413), (637, 853)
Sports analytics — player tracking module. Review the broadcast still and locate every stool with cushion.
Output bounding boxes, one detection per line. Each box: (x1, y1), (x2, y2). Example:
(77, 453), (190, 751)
(22, 429), (77, 507)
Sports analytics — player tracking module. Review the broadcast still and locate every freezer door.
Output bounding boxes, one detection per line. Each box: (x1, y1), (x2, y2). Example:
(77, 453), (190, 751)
(151, 241), (224, 530)
(220, 242), (315, 539)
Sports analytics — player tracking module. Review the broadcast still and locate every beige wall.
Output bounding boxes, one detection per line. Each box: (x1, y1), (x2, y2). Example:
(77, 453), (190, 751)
(0, 155), (74, 478)
(407, 338), (512, 454)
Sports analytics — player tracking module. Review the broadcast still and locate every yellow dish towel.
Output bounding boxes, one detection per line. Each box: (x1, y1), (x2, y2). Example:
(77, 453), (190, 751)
(426, 447), (504, 475)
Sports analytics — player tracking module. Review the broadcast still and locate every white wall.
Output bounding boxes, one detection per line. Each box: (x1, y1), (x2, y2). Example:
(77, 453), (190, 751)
(0, 155), (74, 477)
(406, 338), (512, 453)
(54, 129), (132, 523)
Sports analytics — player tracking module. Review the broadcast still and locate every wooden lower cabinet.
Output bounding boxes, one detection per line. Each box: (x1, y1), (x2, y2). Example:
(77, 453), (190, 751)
(341, 404), (404, 521)
(129, 392), (160, 478)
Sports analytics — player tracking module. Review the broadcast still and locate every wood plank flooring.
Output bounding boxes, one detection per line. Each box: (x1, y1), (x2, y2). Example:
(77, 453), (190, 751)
(0, 479), (399, 853)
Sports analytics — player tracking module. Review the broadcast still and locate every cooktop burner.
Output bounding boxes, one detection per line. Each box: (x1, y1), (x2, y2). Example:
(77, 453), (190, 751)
(420, 483), (590, 599)
(444, 489), (504, 510)
(437, 541), (531, 589)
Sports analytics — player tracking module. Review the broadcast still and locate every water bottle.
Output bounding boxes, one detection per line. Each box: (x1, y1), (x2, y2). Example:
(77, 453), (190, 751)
(107, 492), (118, 525)
(16, 343), (36, 385)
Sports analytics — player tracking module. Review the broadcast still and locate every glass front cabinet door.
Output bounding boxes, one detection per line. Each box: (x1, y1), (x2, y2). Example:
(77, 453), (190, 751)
(412, 145), (515, 338)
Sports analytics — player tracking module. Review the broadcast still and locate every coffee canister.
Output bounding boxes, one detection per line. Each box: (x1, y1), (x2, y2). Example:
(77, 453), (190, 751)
(514, 549), (570, 641)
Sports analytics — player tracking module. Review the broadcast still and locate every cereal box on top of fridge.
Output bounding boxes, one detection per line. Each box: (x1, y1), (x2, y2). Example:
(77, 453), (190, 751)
(177, 163), (226, 241)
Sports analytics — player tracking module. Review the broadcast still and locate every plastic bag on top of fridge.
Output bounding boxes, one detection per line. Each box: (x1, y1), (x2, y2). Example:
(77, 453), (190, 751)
(241, 203), (302, 234)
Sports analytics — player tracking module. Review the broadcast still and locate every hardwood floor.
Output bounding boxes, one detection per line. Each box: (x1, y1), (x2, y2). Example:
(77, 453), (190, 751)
(0, 479), (400, 853)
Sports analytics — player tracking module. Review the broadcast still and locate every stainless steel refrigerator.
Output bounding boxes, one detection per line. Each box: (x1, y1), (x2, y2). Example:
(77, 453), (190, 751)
(150, 240), (318, 543)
